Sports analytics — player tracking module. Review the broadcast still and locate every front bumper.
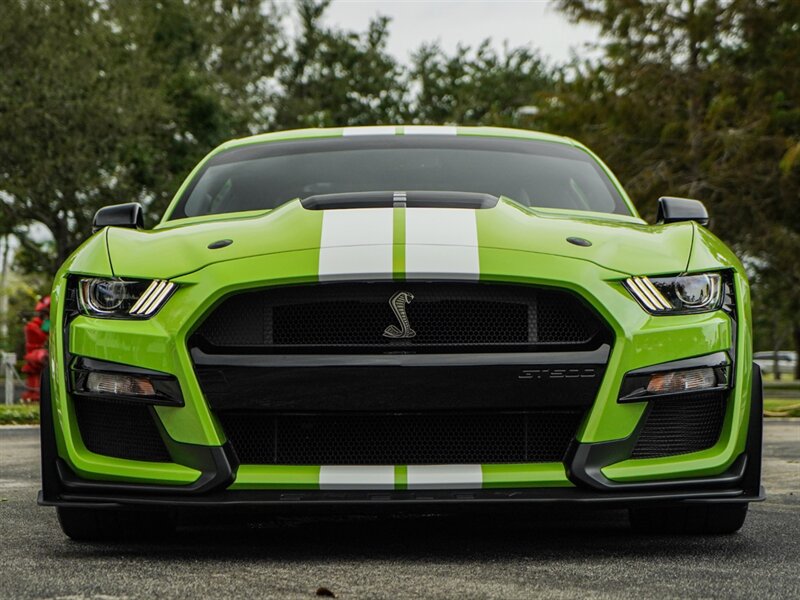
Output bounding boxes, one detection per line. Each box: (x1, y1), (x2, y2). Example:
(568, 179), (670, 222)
(40, 364), (765, 509)
(43, 248), (760, 506)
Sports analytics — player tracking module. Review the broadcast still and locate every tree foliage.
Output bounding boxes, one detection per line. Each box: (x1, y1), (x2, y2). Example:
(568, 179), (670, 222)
(1, 0), (798, 367)
(0, 0), (285, 270)
(411, 41), (551, 126)
(274, 0), (407, 128)
(542, 0), (800, 371)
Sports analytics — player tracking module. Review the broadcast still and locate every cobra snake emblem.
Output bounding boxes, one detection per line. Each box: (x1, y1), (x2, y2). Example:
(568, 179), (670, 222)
(383, 291), (416, 338)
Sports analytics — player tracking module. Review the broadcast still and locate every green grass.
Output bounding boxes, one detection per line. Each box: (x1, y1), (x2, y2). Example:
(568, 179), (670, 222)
(762, 372), (800, 386)
(0, 404), (40, 425)
(764, 398), (800, 418)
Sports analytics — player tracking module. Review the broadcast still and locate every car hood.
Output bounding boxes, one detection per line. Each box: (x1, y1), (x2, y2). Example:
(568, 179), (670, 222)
(105, 198), (694, 280)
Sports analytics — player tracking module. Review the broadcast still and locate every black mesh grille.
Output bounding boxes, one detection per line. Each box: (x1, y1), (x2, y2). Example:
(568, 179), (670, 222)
(194, 282), (606, 352)
(73, 397), (171, 462)
(631, 392), (727, 459)
(537, 294), (598, 343)
(217, 410), (584, 465)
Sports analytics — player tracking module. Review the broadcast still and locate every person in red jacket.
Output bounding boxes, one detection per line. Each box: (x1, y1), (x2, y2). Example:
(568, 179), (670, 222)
(21, 296), (50, 403)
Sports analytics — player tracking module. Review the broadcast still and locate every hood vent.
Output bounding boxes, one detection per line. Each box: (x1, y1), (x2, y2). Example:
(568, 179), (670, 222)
(301, 191), (499, 210)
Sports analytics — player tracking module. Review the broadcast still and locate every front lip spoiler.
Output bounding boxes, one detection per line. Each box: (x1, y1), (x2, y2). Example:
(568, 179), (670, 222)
(38, 485), (765, 510)
(41, 450), (762, 510)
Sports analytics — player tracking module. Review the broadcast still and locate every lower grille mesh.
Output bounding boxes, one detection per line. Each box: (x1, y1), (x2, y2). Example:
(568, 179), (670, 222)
(217, 411), (584, 465)
(73, 397), (171, 462)
(631, 392), (727, 459)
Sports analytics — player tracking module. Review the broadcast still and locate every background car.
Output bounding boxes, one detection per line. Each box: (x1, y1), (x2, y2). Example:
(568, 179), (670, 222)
(753, 351), (798, 378)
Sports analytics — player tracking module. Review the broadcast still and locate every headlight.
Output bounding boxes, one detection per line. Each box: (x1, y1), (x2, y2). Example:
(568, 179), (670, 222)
(78, 278), (176, 318)
(624, 273), (723, 314)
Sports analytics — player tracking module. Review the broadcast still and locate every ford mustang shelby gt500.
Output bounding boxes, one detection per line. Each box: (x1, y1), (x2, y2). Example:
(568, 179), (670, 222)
(39, 125), (763, 540)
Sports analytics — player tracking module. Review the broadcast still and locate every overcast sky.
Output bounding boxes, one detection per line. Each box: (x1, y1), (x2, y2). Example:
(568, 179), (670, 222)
(323, 0), (601, 64)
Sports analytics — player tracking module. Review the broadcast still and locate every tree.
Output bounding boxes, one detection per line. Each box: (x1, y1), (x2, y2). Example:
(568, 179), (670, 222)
(0, 0), (156, 271)
(0, 0), (285, 272)
(546, 0), (800, 373)
(411, 41), (552, 126)
(273, 0), (408, 128)
(108, 0), (287, 216)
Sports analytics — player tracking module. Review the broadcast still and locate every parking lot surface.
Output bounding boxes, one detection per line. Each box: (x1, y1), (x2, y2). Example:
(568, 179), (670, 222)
(0, 421), (798, 599)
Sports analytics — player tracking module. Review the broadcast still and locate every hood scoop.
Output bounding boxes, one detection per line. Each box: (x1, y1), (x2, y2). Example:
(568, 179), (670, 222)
(301, 190), (499, 210)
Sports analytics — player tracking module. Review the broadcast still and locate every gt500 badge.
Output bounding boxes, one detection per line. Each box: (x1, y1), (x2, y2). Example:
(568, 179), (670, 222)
(518, 368), (598, 380)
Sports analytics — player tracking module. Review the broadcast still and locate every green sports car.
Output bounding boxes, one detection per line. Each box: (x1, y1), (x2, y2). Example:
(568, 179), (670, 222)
(39, 125), (764, 540)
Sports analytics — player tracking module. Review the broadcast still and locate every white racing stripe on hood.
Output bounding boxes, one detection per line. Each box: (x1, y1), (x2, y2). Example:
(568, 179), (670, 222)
(403, 125), (457, 135)
(407, 465), (483, 489)
(319, 208), (394, 281)
(342, 126), (397, 136)
(319, 466), (395, 490)
(405, 208), (480, 279)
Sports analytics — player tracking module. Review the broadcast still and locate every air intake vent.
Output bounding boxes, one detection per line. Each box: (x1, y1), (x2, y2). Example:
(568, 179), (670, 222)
(301, 191), (499, 210)
(631, 392), (727, 459)
(73, 397), (171, 462)
(217, 410), (585, 465)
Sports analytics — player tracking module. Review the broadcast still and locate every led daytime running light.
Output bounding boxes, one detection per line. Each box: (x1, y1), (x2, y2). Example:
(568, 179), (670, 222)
(627, 276), (672, 311)
(129, 280), (176, 316)
(625, 273), (724, 315)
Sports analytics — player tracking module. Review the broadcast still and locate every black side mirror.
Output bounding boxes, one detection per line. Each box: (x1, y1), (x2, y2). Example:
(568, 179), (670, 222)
(656, 196), (709, 227)
(92, 203), (144, 233)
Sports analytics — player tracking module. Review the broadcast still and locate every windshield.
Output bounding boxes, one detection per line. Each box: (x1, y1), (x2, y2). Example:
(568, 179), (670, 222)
(170, 136), (630, 219)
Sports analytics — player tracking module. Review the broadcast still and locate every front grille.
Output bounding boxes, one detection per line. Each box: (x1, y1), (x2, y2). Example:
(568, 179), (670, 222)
(73, 397), (171, 462)
(631, 392), (727, 459)
(193, 282), (607, 352)
(217, 410), (585, 465)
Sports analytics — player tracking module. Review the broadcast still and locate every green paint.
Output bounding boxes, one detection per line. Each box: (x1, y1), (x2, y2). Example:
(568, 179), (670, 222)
(230, 465), (321, 490)
(481, 464), (573, 488)
(395, 465), (408, 489)
(393, 206), (406, 278)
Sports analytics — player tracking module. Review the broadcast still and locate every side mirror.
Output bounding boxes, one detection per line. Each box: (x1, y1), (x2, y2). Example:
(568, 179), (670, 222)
(656, 196), (709, 227)
(92, 203), (144, 233)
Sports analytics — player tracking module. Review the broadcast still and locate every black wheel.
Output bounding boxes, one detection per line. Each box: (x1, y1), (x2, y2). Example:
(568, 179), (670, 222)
(629, 503), (748, 534)
(57, 506), (176, 541)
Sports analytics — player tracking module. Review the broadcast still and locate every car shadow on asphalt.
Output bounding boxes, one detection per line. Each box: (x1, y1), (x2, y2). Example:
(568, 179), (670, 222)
(55, 507), (761, 562)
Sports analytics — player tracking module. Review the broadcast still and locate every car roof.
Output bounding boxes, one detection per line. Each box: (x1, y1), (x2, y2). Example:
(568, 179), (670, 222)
(217, 125), (579, 153)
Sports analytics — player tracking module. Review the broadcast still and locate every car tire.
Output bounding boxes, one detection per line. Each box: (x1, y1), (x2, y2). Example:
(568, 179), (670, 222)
(56, 507), (176, 542)
(629, 503), (748, 535)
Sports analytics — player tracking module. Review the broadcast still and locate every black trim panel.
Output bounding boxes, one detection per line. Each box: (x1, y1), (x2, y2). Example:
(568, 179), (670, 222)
(198, 367), (605, 412)
(191, 345), (611, 368)
(301, 190), (500, 210)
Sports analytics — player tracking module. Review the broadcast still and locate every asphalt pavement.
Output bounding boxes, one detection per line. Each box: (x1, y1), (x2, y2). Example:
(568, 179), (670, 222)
(0, 421), (798, 600)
